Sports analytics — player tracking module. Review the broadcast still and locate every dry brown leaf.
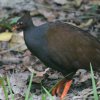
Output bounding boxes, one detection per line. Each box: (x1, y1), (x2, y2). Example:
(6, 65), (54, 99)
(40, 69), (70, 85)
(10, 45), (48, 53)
(9, 94), (24, 100)
(54, 0), (67, 5)
(1, 53), (21, 64)
(10, 72), (30, 96)
(28, 67), (49, 77)
(73, 69), (91, 85)
(38, 9), (56, 21)
(0, 31), (13, 41)
(90, 0), (100, 5)
(74, 0), (82, 7)
(32, 77), (44, 83)
(0, 41), (8, 50)
(22, 56), (31, 66)
(32, 17), (46, 26)
(10, 32), (27, 51)
(78, 19), (93, 28)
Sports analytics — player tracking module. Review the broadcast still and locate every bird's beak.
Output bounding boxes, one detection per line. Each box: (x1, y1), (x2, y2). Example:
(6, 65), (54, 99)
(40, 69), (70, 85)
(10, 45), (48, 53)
(12, 25), (18, 31)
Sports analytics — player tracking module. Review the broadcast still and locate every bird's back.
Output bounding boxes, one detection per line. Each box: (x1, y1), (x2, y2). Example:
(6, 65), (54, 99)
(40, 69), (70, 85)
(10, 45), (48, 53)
(45, 22), (100, 73)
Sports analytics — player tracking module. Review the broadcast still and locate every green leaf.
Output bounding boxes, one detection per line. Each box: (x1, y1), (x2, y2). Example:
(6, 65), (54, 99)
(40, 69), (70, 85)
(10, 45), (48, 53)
(7, 76), (14, 100)
(90, 63), (98, 100)
(10, 17), (20, 24)
(0, 77), (8, 100)
(42, 86), (54, 100)
(25, 73), (34, 100)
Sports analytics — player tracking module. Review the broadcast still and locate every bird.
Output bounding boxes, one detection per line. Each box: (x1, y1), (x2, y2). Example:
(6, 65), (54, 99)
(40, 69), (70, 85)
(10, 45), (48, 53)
(12, 12), (100, 99)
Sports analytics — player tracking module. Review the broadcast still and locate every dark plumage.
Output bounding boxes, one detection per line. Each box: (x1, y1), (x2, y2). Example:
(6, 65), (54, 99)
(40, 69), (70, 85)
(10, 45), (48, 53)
(13, 12), (100, 76)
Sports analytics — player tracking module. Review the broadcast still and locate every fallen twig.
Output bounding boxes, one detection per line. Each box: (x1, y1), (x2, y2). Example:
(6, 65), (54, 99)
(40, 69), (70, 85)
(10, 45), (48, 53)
(0, 43), (24, 54)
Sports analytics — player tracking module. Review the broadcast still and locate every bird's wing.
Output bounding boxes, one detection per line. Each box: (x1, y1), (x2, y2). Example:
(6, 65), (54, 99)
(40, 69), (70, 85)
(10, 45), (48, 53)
(46, 22), (100, 71)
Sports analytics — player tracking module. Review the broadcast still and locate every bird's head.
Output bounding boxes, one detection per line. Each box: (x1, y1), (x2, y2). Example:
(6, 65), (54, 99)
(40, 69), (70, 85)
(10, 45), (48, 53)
(12, 12), (33, 31)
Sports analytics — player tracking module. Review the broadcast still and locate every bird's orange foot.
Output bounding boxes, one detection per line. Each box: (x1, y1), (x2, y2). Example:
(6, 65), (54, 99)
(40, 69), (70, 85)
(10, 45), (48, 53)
(60, 80), (72, 99)
(52, 79), (72, 100)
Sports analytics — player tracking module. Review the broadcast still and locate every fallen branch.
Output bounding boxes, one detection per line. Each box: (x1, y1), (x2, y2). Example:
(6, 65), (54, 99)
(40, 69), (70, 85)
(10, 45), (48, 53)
(0, 43), (24, 54)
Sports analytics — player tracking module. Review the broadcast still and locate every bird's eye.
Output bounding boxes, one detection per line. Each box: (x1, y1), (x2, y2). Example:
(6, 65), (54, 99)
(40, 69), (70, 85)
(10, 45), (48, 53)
(17, 22), (23, 25)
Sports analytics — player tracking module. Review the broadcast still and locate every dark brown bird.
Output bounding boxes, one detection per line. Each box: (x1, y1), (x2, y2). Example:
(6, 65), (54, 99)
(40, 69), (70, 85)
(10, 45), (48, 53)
(13, 12), (100, 99)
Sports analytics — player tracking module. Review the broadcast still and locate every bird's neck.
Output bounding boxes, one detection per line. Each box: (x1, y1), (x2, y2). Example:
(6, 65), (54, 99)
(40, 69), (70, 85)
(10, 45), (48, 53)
(23, 23), (49, 48)
(23, 26), (39, 39)
(23, 26), (44, 49)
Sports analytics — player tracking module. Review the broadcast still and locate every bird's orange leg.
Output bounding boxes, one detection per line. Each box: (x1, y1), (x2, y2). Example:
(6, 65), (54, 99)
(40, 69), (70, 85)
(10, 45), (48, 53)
(60, 80), (72, 100)
(52, 79), (72, 100)
(52, 79), (66, 96)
